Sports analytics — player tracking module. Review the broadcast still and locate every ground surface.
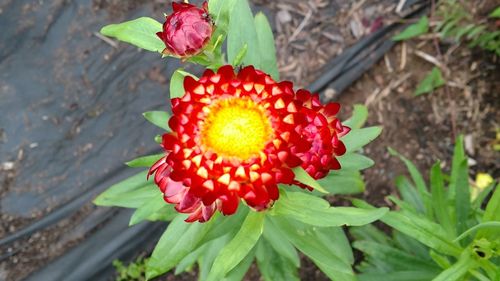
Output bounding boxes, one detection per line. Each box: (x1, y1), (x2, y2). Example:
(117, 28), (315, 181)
(0, 0), (498, 280)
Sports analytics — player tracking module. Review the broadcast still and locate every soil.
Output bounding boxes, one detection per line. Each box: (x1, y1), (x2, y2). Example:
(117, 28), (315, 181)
(0, 0), (498, 281)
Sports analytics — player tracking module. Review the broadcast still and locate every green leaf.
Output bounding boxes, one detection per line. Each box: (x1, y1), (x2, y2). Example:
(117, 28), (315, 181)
(208, 0), (238, 33)
(231, 44), (248, 66)
(490, 7), (500, 18)
(206, 211), (264, 281)
(455, 221), (500, 242)
(358, 271), (439, 281)
(381, 211), (462, 256)
(254, 12), (279, 79)
(353, 241), (439, 272)
(271, 191), (388, 227)
(174, 243), (206, 275)
(269, 216), (356, 281)
(454, 160), (471, 239)
(393, 16), (429, 41)
(170, 69), (189, 99)
(448, 135), (466, 199)
(478, 184), (500, 240)
(146, 216), (214, 279)
(125, 153), (164, 168)
(432, 252), (475, 281)
(389, 147), (433, 218)
(430, 163), (454, 235)
(317, 170), (365, 195)
(263, 217), (300, 267)
(292, 167), (328, 193)
(129, 193), (176, 226)
(256, 239), (300, 281)
(342, 126), (382, 152)
(222, 248), (255, 281)
(198, 235), (232, 281)
(350, 225), (391, 245)
(100, 17), (164, 52)
(395, 175), (425, 214)
(337, 153), (374, 171)
(93, 171), (156, 208)
(343, 104), (369, 129)
(227, 0), (260, 67)
(414, 67), (445, 96)
(143, 111), (170, 131)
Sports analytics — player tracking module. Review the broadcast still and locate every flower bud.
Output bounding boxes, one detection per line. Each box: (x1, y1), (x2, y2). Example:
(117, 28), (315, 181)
(156, 2), (213, 57)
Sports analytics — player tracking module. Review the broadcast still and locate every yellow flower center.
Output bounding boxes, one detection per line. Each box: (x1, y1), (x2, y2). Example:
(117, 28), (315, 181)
(200, 98), (273, 160)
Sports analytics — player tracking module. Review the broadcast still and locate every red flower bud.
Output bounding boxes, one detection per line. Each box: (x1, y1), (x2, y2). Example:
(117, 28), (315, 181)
(156, 1), (213, 57)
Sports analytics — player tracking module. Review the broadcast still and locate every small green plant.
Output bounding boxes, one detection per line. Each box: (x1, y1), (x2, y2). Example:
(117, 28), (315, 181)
(351, 136), (500, 281)
(436, 1), (500, 55)
(113, 256), (148, 281)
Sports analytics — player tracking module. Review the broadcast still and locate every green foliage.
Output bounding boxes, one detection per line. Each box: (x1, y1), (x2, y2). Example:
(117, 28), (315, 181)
(113, 256), (148, 281)
(414, 67), (446, 96)
(142, 111), (170, 131)
(436, 1), (500, 55)
(393, 16), (429, 41)
(352, 136), (500, 281)
(100, 17), (164, 53)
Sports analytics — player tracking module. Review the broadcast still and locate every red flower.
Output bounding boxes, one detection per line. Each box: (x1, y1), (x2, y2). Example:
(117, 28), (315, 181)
(293, 90), (350, 188)
(149, 65), (350, 222)
(156, 2), (213, 57)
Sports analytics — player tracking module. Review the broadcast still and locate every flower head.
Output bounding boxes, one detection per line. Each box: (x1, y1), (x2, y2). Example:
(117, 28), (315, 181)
(149, 65), (350, 222)
(156, 2), (213, 57)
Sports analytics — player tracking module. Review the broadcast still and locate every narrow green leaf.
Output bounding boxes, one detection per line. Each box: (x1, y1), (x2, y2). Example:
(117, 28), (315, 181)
(342, 126), (382, 152)
(292, 167), (328, 193)
(175, 243), (206, 275)
(125, 153), (164, 168)
(432, 252), (474, 281)
(455, 221), (500, 242)
(449, 135), (466, 199)
(129, 193), (175, 226)
(393, 16), (429, 41)
(269, 216), (356, 281)
(254, 12), (279, 79)
(232, 44), (248, 66)
(222, 249), (255, 281)
(381, 211), (462, 256)
(227, 0), (260, 67)
(415, 67), (445, 96)
(146, 216), (214, 279)
(208, 0), (238, 33)
(256, 239), (300, 281)
(317, 170), (365, 195)
(454, 160), (471, 239)
(353, 241), (439, 272)
(358, 271), (438, 281)
(206, 211), (264, 281)
(389, 147), (433, 218)
(430, 163), (454, 235)
(271, 191), (388, 227)
(343, 104), (369, 129)
(337, 153), (374, 171)
(100, 17), (164, 52)
(478, 184), (500, 240)
(490, 7), (500, 18)
(198, 235), (232, 281)
(395, 175), (425, 213)
(170, 69), (188, 99)
(263, 217), (300, 267)
(93, 171), (153, 208)
(143, 111), (170, 131)
(350, 225), (391, 245)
